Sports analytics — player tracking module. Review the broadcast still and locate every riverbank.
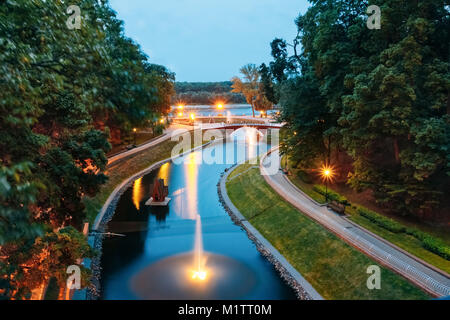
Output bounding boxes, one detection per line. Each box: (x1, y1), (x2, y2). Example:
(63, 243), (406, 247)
(225, 163), (430, 300)
(85, 132), (209, 299)
(218, 164), (323, 300)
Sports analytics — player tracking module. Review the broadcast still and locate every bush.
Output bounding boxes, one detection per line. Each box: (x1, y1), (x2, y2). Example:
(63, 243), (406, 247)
(313, 185), (348, 204)
(357, 208), (406, 233)
(154, 124), (164, 136)
(297, 170), (312, 184)
(405, 228), (427, 241)
(422, 237), (450, 261)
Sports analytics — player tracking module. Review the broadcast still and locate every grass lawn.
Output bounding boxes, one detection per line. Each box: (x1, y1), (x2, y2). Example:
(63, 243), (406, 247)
(282, 157), (450, 274)
(226, 165), (430, 300)
(84, 131), (203, 224)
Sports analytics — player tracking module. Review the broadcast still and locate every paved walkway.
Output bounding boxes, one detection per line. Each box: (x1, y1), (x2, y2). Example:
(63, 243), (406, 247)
(260, 147), (450, 298)
(107, 124), (191, 166)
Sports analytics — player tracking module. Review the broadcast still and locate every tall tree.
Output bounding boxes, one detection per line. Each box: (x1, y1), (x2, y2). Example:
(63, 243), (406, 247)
(0, 0), (175, 298)
(269, 0), (450, 219)
(231, 64), (272, 117)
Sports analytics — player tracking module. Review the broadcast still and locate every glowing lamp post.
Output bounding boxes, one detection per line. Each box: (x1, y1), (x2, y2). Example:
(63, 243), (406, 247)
(133, 128), (137, 146)
(320, 165), (335, 203)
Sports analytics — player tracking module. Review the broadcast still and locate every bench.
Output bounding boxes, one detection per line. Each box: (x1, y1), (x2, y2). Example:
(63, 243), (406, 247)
(327, 201), (346, 215)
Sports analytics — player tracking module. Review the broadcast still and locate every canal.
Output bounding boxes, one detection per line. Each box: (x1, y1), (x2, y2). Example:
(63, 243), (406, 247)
(100, 135), (296, 300)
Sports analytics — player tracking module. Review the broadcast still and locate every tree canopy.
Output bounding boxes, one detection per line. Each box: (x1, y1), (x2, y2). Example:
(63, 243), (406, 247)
(0, 0), (174, 299)
(231, 64), (273, 117)
(266, 0), (450, 220)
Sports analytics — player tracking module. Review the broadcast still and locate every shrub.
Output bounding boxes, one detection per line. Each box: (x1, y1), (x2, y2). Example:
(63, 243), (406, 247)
(405, 228), (427, 241)
(297, 170), (312, 184)
(357, 208), (406, 233)
(421, 237), (450, 261)
(313, 185), (348, 204)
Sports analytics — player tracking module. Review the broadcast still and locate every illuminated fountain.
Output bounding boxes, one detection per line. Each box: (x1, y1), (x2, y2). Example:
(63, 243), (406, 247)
(129, 208), (257, 299)
(191, 214), (207, 281)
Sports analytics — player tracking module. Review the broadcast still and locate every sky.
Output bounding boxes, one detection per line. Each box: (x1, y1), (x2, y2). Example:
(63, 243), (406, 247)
(109, 0), (310, 82)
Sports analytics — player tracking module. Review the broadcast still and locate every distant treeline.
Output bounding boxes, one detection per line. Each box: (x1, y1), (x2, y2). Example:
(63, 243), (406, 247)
(173, 81), (247, 105)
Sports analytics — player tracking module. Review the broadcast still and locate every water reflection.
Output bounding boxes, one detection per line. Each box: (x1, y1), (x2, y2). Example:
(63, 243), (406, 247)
(183, 152), (199, 220)
(157, 162), (170, 182)
(132, 178), (143, 211)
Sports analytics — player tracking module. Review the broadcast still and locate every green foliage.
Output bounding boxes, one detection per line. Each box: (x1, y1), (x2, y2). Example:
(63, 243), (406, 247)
(232, 64), (273, 117)
(269, 0), (450, 218)
(174, 81), (245, 105)
(421, 237), (450, 261)
(0, 0), (174, 299)
(0, 163), (43, 244)
(296, 170), (312, 184)
(358, 208), (406, 234)
(313, 185), (348, 205)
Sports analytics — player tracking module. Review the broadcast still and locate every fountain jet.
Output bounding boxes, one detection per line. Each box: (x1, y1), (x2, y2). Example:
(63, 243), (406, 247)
(192, 214), (207, 281)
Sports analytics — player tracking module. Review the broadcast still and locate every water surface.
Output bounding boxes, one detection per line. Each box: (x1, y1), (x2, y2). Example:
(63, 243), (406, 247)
(100, 139), (296, 300)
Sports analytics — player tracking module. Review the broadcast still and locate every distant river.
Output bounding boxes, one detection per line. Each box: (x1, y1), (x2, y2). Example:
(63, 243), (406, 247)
(171, 104), (276, 117)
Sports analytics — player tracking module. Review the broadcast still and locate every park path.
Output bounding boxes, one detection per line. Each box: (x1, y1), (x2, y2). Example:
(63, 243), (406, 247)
(107, 124), (191, 166)
(260, 147), (450, 298)
(108, 116), (280, 166)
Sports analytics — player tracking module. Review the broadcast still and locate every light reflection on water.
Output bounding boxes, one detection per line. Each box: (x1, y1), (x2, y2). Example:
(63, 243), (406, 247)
(132, 178), (143, 211)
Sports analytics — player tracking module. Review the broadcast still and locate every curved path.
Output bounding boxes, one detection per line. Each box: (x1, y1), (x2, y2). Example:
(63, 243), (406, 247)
(260, 147), (450, 298)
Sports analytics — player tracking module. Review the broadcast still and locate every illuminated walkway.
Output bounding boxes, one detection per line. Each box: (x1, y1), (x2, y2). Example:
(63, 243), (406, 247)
(260, 148), (450, 298)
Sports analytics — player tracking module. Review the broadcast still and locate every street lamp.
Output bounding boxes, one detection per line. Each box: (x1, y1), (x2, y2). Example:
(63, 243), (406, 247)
(320, 165), (335, 203)
(133, 128), (137, 146)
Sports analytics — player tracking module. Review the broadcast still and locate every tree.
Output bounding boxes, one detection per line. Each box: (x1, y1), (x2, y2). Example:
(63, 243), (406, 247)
(231, 64), (272, 117)
(268, 0), (450, 219)
(0, 0), (175, 298)
(259, 63), (277, 105)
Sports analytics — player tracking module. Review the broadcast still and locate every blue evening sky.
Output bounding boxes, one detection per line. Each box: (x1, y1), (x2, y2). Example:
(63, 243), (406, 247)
(109, 0), (310, 82)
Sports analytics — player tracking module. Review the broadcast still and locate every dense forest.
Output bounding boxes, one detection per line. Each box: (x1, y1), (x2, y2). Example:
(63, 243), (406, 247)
(173, 81), (246, 105)
(0, 0), (174, 298)
(263, 0), (450, 222)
